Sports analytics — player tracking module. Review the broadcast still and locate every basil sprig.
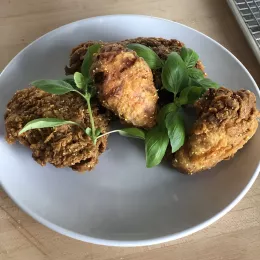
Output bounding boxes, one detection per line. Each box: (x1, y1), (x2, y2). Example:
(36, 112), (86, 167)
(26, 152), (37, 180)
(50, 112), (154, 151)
(27, 44), (100, 143)
(19, 44), (145, 144)
(132, 45), (220, 167)
(145, 105), (186, 167)
(19, 117), (144, 143)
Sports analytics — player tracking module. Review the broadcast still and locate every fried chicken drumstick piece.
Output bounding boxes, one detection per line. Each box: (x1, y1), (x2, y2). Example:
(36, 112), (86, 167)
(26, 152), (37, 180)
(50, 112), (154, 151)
(5, 87), (109, 172)
(173, 87), (259, 174)
(91, 43), (158, 128)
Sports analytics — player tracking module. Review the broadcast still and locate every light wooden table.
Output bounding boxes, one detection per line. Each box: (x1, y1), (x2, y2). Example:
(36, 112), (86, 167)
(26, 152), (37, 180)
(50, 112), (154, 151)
(1, 0), (260, 259)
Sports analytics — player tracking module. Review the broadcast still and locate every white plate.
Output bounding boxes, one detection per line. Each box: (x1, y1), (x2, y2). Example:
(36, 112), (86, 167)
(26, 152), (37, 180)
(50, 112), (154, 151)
(0, 15), (260, 247)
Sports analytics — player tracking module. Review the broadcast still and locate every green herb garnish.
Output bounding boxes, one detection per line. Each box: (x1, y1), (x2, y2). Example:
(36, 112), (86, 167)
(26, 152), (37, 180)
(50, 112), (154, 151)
(191, 77), (220, 90)
(30, 79), (75, 95)
(178, 86), (204, 105)
(145, 126), (169, 168)
(162, 52), (189, 95)
(74, 72), (86, 90)
(187, 68), (204, 79)
(19, 118), (85, 135)
(131, 45), (220, 167)
(19, 44), (145, 144)
(180, 47), (199, 68)
(127, 43), (164, 69)
(19, 43), (221, 169)
(165, 110), (185, 153)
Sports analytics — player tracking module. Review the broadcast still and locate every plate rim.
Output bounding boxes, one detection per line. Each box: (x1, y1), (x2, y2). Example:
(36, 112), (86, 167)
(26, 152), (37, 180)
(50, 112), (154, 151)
(1, 14), (260, 247)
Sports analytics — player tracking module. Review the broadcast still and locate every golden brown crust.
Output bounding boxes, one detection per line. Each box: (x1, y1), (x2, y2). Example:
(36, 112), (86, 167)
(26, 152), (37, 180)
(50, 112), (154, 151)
(91, 43), (158, 128)
(172, 87), (259, 174)
(5, 87), (110, 172)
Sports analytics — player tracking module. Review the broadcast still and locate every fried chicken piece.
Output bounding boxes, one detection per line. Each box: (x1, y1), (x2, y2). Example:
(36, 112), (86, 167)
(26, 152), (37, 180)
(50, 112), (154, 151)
(5, 87), (109, 172)
(90, 43), (158, 128)
(172, 87), (259, 174)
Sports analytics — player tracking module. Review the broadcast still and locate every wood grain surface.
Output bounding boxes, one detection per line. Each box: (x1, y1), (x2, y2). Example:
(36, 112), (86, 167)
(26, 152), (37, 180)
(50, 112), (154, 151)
(0, 0), (260, 259)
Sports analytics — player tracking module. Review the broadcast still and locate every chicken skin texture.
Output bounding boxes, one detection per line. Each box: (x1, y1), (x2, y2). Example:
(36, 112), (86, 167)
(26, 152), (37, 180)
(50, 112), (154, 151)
(173, 87), (259, 174)
(91, 43), (158, 128)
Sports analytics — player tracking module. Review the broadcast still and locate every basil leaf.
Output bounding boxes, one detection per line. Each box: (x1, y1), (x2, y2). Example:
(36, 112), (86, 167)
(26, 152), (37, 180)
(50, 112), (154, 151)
(162, 52), (188, 94)
(165, 111), (185, 153)
(145, 126), (169, 168)
(31, 80), (75, 95)
(187, 68), (204, 79)
(74, 72), (85, 90)
(81, 44), (101, 79)
(63, 77), (77, 89)
(191, 78), (220, 90)
(95, 128), (101, 136)
(179, 86), (204, 105)
(157, 103), (177, 125)
(85, 127), (92, 136)
(19, 118), (82, 135)
(119, 128), (145, 140)
(180, 47), (199, 68)
(127, 43), (163, 69)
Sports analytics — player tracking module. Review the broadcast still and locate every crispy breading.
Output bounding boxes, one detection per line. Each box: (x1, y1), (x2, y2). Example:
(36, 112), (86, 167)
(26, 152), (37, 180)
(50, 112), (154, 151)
(5, 87), (110, 172)
(90, 43), (158, 128)
(172, 87), (259, 174)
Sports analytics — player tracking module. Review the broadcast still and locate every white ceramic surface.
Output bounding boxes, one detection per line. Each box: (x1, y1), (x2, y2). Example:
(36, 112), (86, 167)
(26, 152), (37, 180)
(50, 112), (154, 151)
(0, 15), (260, 247)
